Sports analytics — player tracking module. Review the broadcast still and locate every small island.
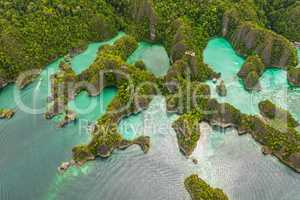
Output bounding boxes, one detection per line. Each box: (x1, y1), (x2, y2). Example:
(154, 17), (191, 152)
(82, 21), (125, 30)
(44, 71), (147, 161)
(185, 175), (229, 200)
(237, 55), (265, 91)
(259, 100), (299, 128)
(0, 108), (15, 119)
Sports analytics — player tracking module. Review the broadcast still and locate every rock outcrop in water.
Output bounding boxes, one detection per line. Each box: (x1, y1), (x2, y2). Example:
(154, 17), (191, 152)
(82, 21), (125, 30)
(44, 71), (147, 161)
(238, 55), (265, 90)
(203, 99), (300, 173)
(0, 77), (9, 89)
(185, 175), (229, 200)
(258, 100), (299, 128)
(222, 10), (298, 69)
(172, 113), (201, 156)
(216, 80), (227, 96)
(164, 18), (219, 88)
(168, 93), (300, 172)
(70, 34), (158, 165)
(288, 68), (300, 87)
(0, 109), (15, 119)
(133, 0), (157, 41)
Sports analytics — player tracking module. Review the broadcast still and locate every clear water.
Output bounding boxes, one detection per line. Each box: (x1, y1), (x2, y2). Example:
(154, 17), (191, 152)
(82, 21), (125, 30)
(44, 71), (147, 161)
(68, 88), (117, 122)
(127, 42), (170, 77)
(71, 32), (125, 74)
(1, 35), (300, 200)
(204, 38), (300, 121)
(0, 34), (119, 200)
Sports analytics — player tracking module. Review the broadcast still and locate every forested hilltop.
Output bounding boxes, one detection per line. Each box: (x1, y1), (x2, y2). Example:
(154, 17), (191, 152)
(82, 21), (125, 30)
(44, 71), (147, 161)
(0, 0), (122, 82)
(0, 0), (299, 87)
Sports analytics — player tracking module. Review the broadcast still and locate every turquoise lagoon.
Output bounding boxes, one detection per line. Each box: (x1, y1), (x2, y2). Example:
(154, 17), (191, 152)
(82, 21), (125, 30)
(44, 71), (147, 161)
(127, 42), (170, 77)
(204, 38), (300, 121)
(0, 34), (300, 200)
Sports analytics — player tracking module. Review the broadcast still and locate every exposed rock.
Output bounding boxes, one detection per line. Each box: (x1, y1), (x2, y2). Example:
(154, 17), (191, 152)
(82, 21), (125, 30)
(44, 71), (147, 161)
(216, 80), (227, 97)
(58, 162), (71, 172)
(244, 71), (260, 91)
(58, 110), (77, 128)
(259, 99), (299, 128)
(132, 136), (150, 153)
(223, 12), (298, 68)
(185, 175), (229, 200)
(262, 146), (272, 155)
(97, 144), (112, 158)
(133, 0), (157, 41)
(0, 77), (9, 89)
(288, 68), (300, 87)
(192, 158), (198, 165)
(173, 114), (201, 156)
(72, 145), (95, 165)
(0, 109), (15, 119)
(288, 153), (300, 173)
(238, 55), (264, 91)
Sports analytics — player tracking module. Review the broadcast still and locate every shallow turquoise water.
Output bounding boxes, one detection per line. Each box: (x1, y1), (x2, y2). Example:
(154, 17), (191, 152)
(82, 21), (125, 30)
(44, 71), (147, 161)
(204, 38), (300, 120)
(71, 32), (125, 74)
(127, 42), (170, 77)
(0, 34), (119, 200)
(1, 35), (300, 200)
(68, 88), (117, 121)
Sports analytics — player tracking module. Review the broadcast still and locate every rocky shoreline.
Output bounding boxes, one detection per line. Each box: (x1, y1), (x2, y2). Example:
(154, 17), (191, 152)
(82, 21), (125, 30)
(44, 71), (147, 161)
(185, 174), (229, 200)
(0, 109), (15, 119)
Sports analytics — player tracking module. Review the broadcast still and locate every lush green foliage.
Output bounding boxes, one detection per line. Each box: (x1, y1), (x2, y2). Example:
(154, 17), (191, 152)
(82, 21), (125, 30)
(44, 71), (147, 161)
(185, 175), (229, 200)
(255, 0), (300, 41)
(173, 111), (203, 156)
(0, 0), (121, 80)
(238, 55), (265, 79)
(288, 68), (300, 87)
(259, 100), (299, 128)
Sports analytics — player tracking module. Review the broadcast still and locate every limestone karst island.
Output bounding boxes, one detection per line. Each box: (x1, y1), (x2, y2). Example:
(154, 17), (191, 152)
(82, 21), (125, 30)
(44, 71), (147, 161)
(1, 1), (300, 200)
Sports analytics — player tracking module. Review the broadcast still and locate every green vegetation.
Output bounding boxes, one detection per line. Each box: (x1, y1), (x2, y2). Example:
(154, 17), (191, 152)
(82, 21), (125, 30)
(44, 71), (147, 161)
(172, 112), (203, 156)
(71, 34), (156, 164)
(255, 0), (300, 42)
(216, 80), (227, 96)
(224, 19), (298, 68)
(238, 55), (265, 79)
(0, 0), (299, 175)
(1, 0), (299, 88)
(202, 100), (300, 172)
(288, 68), (300, 87)
(0, 0), (121, 82)
(0, 108), (15, 119)
(185, 175), (229, 200)
(259, 100), (299, 128)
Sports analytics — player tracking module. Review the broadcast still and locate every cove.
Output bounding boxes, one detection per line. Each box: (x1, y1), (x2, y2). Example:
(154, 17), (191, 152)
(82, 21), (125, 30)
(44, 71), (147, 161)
(204, 38), (300, 121)
(127, 42), (170, 77)
(0, 34), (120, 200)
(116, 97), (300, 200)
(71, 32), (125, 74)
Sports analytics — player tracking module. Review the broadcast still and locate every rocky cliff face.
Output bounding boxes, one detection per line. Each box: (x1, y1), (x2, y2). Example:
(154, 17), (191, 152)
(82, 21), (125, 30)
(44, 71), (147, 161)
(0, 77), (8, 89)
(238, 55), (265, 91)
(222, 12), (298, 69)
(288, 68), (300, 87)
(132, 0), (157, 41)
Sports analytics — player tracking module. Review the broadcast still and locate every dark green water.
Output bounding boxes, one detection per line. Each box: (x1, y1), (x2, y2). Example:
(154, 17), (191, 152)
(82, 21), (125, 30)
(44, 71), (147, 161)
(0, 35), (299, 200)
